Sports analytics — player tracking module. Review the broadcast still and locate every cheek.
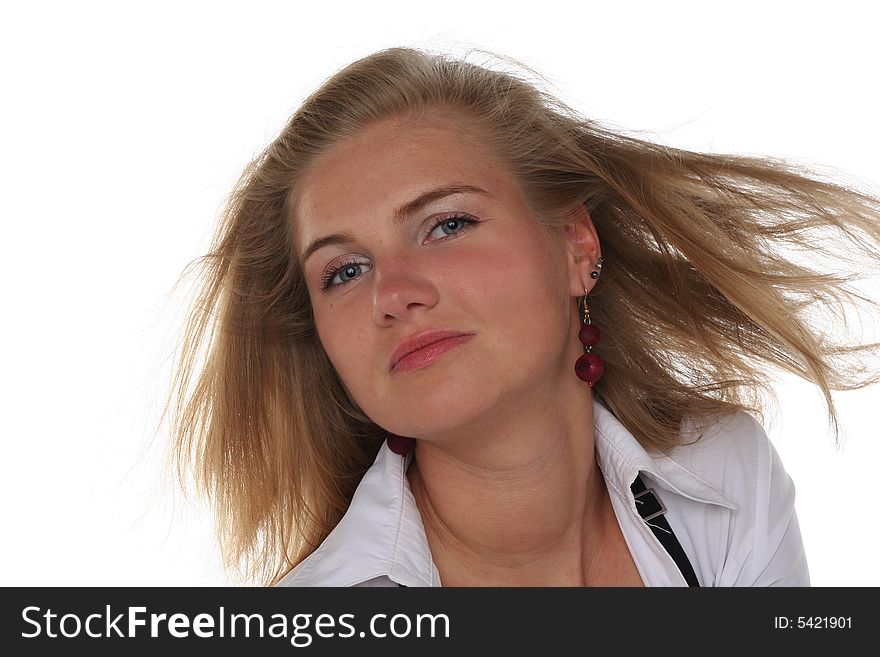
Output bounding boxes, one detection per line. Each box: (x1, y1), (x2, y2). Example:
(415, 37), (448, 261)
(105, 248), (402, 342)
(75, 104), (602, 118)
(497, 238), (569, 348)
(313, 304), (372, 385)
(452, 232), (569, 352)
(480, 229), (566, 303)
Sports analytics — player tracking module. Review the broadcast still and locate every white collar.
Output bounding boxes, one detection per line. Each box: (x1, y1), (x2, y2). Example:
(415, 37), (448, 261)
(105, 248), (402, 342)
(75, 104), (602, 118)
(592, 400), (736, 511)
(279, 438), (437, 587)
(279, 399), (735, 586)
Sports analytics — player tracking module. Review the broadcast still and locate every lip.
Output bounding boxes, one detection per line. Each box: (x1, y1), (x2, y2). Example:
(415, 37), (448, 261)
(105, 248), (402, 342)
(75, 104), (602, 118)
(389, 330), (474, 373)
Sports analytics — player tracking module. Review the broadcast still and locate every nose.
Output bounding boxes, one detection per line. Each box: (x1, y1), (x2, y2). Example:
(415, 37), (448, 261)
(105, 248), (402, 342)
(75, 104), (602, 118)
(371, 256), (440, 325)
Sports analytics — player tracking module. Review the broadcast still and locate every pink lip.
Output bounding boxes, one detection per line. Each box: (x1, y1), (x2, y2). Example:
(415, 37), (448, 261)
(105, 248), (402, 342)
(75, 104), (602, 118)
(389, 330), (473, 373)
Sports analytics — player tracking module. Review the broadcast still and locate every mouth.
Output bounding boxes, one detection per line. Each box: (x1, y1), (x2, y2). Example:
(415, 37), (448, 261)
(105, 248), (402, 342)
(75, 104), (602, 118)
(389, 331), (474, 373)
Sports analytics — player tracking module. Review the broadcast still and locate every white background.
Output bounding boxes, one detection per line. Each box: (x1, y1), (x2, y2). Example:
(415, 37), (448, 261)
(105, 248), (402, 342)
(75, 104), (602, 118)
(2, 1), (878, 586)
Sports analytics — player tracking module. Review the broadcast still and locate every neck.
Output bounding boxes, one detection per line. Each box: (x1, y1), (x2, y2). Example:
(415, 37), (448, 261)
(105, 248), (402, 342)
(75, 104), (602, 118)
(406, 387), (615, 586)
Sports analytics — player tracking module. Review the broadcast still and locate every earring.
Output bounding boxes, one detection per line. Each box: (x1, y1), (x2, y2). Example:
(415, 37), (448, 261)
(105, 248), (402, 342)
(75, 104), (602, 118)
(590, 257), (604, 279)
(386, 432), (415, 456)
(574, 291), (605, 387)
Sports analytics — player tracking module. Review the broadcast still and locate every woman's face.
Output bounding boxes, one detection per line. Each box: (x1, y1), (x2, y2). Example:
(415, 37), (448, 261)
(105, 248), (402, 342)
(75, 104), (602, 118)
(294, 114), (587, 439)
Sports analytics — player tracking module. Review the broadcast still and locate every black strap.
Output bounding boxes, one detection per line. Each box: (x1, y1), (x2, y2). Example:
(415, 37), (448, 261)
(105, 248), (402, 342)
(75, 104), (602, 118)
(631, 474), (700, 587)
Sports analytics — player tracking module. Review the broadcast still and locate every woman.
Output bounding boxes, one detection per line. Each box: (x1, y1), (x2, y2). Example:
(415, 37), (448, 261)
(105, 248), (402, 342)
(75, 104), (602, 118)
(168, 47), (880, 586)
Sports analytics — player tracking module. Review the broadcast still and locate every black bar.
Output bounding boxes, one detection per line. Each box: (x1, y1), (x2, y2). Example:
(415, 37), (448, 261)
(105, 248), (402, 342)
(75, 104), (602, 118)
(1, 587), (870, 654)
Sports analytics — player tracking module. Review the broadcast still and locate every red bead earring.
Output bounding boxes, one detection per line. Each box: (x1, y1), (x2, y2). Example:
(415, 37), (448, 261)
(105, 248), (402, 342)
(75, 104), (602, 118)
(386, 432), (415, 456)
(574, 258), (605, 387)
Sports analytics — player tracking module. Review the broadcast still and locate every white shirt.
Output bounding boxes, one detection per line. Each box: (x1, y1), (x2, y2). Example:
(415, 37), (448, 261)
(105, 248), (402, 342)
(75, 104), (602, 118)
(278, 399), (809, 587)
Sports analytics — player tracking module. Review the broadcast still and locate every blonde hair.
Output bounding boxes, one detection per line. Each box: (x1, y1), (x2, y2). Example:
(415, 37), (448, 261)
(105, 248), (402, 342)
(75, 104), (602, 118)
(166, 47), (880, 585)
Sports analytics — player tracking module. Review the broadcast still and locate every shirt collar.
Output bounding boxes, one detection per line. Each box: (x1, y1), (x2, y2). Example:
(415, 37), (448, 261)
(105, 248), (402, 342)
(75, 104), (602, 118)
(592, 399), (736, 510)
(280, 398), (735, 586)
(278, 441), (439, 587)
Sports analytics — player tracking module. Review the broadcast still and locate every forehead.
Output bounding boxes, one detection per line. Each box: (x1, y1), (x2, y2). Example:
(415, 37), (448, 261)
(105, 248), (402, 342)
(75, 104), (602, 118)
(293, 115), (513, 244)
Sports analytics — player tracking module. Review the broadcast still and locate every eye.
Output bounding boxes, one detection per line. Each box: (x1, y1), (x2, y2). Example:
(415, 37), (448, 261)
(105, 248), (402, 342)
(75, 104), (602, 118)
(318, 214), (477, 294)
(426, 214), (477, 241)
(320, 260), (371, 292)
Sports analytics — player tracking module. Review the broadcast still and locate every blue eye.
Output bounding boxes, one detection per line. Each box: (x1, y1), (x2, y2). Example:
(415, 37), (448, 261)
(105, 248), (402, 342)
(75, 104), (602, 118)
(318, 214), (477, 293)
(320, 261), (371, 292)
(427, 214), (476, 241)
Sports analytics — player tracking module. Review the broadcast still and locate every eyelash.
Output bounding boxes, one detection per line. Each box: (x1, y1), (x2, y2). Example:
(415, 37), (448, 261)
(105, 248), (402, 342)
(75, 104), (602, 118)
(319, 213), (478, 292)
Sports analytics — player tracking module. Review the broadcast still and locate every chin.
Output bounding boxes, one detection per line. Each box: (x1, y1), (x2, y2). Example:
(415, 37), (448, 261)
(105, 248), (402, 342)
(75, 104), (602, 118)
(375, 381), (501, 440)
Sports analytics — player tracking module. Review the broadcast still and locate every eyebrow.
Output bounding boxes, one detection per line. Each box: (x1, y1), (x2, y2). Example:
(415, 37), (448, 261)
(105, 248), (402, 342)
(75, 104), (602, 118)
(300, 184), (491, 263)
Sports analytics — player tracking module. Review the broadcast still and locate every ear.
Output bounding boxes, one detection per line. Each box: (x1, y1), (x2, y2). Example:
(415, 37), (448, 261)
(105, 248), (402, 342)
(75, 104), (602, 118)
(561, 204), (602, 296)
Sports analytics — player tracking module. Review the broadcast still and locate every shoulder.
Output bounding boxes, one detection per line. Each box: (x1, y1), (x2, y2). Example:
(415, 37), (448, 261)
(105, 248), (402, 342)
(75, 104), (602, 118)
(664, 410), (776, 499)
(659, 409), (809, 586)
(660, 409), (794, 535)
